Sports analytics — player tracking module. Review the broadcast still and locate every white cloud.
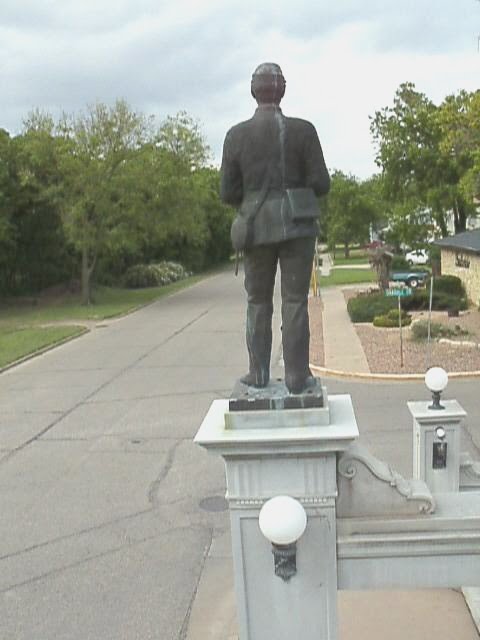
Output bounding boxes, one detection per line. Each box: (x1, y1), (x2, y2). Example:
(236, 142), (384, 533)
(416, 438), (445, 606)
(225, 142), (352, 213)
(1, 0), (479, 178)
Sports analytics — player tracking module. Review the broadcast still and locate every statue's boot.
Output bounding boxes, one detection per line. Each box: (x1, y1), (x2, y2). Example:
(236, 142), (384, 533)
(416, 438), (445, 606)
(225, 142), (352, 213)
(285, 372), (316, 394)
(282, 298), (312, 394)
(243, 301), (272, 388)
(240, 371), (269, 388)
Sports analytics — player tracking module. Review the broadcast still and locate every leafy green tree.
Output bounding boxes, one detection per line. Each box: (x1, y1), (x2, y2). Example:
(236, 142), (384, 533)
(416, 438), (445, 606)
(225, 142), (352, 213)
(324, 171), (378, 257)
(14, 127), (73, 292)
(192, 167), (234, 268)
(52, 100), (150, 304)
(438, 90), (480, 206)
(0, 129), (16, 293)
(156, 111), (211, 171)
(119, 115), (223, 273)
(120, 142), (208, 272)
(6, 103), (230, 300)
(371, 83), (476, 239)
(0, 120), (72, 295)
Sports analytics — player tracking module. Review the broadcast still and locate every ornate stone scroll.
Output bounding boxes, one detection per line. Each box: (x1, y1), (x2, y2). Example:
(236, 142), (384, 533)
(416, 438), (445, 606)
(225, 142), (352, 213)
(337, 442), (435, 518)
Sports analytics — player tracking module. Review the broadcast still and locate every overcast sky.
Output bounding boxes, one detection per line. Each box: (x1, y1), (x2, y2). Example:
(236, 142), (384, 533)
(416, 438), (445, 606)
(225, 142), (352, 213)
(2, 0), (479, 178)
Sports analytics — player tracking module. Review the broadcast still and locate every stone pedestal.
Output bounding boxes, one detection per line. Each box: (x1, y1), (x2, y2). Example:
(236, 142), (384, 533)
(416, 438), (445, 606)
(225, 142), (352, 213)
(194, 393), (359, 640)
(408, 400), (466, 494)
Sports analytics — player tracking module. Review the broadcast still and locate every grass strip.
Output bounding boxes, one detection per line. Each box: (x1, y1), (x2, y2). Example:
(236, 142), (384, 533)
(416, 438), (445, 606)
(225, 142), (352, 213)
(0, 274), (207, 326)
(319, 268), (376, 288)
(0, 325), (86, 368)
(0, 272), (214, 369)
(332, 255), (370, 266)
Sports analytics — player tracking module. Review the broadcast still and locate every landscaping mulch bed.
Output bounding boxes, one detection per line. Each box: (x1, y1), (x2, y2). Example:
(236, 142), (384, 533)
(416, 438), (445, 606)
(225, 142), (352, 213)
(345, 289), (480, 374)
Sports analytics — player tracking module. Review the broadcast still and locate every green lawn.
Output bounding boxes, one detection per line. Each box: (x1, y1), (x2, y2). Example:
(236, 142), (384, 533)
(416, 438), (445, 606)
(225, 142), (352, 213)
(0, 325), (87, 369)
(332, 254), (370, 266)
(0, 272), (208, 368)
(319, 268), (376, 287)
(330, 246), (370, 265)
(0, 276), (206, 325)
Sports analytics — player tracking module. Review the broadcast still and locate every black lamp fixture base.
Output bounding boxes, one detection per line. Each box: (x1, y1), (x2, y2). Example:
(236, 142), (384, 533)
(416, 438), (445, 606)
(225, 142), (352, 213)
(428, 390), (445, 411)
(272, 542), (297, 582)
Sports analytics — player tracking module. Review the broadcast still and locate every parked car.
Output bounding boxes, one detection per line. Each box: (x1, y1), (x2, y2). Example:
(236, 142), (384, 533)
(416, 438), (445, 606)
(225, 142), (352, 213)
(391, 270), (429, 288)
(405, 249), (429, 265)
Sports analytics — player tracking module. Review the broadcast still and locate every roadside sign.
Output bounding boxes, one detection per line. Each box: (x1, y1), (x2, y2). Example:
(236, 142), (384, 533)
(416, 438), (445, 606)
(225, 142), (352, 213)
(385, 287), (412, 297)
(383, 287), (412, 368)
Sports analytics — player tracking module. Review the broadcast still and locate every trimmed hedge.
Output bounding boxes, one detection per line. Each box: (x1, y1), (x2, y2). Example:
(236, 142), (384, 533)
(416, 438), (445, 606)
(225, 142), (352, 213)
(123, 262), (191, 289)
(347, 292), (398, 323)
(373, 309), (412, 327)
(348, 287), (467, 325)
(402, 289), (468, 313)
(428, 275), (465, 297)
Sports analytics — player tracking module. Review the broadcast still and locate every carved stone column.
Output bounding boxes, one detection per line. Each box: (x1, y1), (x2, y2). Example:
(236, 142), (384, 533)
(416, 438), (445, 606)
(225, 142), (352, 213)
(195, 394), (358, 640)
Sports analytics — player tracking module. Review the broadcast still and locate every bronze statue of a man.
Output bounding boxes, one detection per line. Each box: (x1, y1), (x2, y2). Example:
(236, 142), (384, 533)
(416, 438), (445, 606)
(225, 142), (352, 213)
(220, 62), (330, 394)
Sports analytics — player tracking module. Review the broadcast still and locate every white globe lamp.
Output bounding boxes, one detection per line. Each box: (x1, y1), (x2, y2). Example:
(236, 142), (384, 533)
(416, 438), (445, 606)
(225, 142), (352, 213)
(425, 367), (448, 410)
(259, 496), (307, 581)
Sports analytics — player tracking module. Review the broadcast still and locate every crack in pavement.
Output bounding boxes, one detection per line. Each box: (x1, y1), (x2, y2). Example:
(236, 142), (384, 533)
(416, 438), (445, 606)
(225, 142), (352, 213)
(84, 388), (221, 404)
(0, 308), (211, 465)
(147, 440), (182, 507)
(0, 437), (186, 563)
(0, 508), (152, 563)
(0, 434), (189, 569)
(0, 524), (208, 595)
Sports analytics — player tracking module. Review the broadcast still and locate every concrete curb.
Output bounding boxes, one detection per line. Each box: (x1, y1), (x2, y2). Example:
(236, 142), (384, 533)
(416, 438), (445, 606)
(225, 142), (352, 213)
(310, 364), (480, 381)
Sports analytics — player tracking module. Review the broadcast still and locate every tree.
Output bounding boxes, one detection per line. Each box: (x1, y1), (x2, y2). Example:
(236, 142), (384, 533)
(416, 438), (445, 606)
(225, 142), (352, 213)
(192, 167), (234, 268)
(120, 136), (213, 272)
(156, 111), (211, 171)
(324, 171), (378, 257)
(11, 103), (229, 299)
(437, 89), (480, 207)
(370, 83), (476, 240)
(0, 121), (72, 296)
(52, 100), (150, 304)
(0, 129), (16, 294)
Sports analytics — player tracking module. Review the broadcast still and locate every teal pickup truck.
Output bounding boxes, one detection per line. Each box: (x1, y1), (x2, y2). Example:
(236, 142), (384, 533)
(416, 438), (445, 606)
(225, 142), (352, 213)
(390, 270), (429, 289)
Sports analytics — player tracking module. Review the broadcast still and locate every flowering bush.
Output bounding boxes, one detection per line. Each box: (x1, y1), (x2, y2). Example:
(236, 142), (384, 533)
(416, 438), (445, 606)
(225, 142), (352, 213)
(123, 262), (191, 288)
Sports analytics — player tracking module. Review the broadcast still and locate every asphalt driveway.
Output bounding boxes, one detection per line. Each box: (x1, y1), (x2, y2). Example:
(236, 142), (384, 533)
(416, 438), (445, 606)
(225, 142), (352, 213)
(1, 269), (479, 639)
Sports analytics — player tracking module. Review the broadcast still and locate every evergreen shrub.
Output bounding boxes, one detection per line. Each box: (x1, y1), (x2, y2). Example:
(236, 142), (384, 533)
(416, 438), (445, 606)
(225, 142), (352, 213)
(402, 289), (468, 312)
(347, 292), (397, 323)
(429, 275), (465, 297)
(373, 309), (412, 327)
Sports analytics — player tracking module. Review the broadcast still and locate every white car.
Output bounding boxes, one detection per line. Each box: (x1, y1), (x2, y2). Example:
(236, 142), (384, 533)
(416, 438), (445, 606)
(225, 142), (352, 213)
(405, 249), (429, 265)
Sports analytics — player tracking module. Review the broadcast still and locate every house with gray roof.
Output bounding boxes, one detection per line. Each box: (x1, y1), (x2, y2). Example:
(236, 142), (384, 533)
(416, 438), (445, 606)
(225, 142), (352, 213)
(435, 229), (480, 304)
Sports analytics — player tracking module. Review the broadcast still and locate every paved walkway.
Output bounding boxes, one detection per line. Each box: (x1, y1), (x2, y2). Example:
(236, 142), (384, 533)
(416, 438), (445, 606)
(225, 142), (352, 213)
(319, 250), (370, 373)
(321, 287), (370, 373)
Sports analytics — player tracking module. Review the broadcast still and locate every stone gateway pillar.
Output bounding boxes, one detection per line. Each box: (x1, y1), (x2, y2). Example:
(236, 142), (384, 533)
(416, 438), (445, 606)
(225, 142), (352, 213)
(195, 393), (359, 640)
